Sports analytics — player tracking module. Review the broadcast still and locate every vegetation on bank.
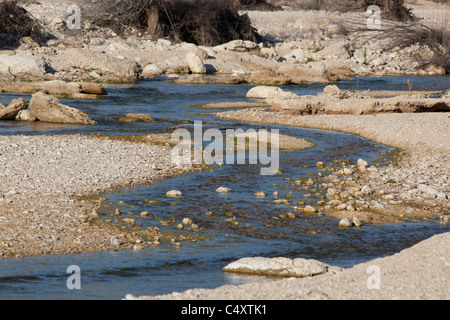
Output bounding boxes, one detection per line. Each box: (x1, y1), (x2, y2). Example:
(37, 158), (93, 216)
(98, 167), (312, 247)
(0, 0), (44, 47)
(84, 0), (268, 46)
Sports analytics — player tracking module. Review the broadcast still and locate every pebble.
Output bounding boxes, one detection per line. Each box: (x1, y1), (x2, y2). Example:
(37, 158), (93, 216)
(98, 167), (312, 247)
(303, 205), (317, 213)
(216, 187), (231, 193)
(254, 191), (266, 198)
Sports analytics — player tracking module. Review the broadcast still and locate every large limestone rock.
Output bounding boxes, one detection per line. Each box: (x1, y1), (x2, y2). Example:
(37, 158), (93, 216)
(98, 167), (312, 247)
(308, 39), (351, 61)
(141, 64), (163, 79)
(185, 52), (206, 74)
(0, 98), (28, 120)
(277, 63), (336, 85)
(0, 80), (106, 97)
(246, 86), (299, 100)
(29, 92), (97, 125)
(223, 257), (332, 278)
(269, 87), (450, 115)
(62, 48), (141, 83)
(0, 55), (50, 80)
(214, 40), (258, 52)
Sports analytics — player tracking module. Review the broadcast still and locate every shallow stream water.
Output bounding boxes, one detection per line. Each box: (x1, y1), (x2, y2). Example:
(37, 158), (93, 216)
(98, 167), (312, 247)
(0, 75), (448, 299)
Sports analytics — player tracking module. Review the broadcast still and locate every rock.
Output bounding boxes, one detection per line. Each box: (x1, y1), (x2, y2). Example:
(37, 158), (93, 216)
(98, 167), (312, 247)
(303, 205), (317, 213)
(309, 40), (351, 61)
(123, 218), (136, 224)
(29, 92), (97, 125)
(110, 238), (122, 246)
(246, 86), (299, 100)
(322, 85), (343, 96)
(182, 218), (193, 226)
(342, 168), (353, 175)
(0, 54), (50, 80)
(123, 113), (155, 122)
(216, 187), (231, 193)
(436, 192), (448, 200)
(277, 63), (334, 85)
(0, 98), (28, 120)
(336, 203), (348, 211)
(357, 158), (368, 170)
(215, 40), (258, 52)
(254, 191), (266, 198)
(417, 184), (438, 196)
(185, 52), (206, 74)
(79, 83), (106, 95)
(339, 218), (353, 227)
(223, 256), (330, 278)
(287, 48), (306, 63)
(141, 64), (163, 79)
(361, 185), (372, 195)
(352, 217), (362, 227)
(180, 43), (209, 59)
(140, 211), (150, 217)
(15, 109), (37, 122)
(166, 190), (182, 197)
(0, 80), (106, 97)
(445, 161), (450, 169)
(62, 48), (141, 82)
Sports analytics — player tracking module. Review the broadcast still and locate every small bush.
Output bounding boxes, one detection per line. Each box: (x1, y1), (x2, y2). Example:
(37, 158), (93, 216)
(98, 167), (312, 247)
(87, 0), (262, 46)
(0, 0), (43, 47)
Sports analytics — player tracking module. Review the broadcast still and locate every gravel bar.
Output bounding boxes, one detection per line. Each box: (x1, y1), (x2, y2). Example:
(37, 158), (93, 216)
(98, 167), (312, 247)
(0, 135), (183, 258)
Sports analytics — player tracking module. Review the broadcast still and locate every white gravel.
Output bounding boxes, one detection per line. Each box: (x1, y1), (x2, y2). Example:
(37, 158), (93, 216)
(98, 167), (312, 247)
(0, 134), (182, 258)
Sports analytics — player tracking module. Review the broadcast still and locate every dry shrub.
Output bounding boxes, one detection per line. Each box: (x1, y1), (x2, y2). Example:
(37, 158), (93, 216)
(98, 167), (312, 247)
(0, 0), (44, 47)
(385, 23), (450, 72)
(268, 0), (414, 21)
(238, 0), (282, 11)
(87, 0), (262, 46)
(338, 16), (450, 73)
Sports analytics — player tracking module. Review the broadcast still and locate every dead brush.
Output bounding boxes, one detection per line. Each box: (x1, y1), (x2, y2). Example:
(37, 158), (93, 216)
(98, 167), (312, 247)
(0, 0), (44, 47)
(85, 0), (262, 46)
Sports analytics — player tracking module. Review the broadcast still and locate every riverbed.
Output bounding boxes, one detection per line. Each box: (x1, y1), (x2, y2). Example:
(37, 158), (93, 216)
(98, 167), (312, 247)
(0, 75), (448, 299)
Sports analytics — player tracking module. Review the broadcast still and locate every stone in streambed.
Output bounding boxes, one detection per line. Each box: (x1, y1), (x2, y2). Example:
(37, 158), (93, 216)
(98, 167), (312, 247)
(0, 98), (28, 120)
(29, 92), (97, 125)
(339, 218), (353, 227)
(216, 187), (231, 193)
(166, 190), (182, 197)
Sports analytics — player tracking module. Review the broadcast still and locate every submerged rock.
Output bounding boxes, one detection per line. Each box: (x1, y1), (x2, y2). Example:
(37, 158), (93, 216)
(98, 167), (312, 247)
(216, 187), (231, 193)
